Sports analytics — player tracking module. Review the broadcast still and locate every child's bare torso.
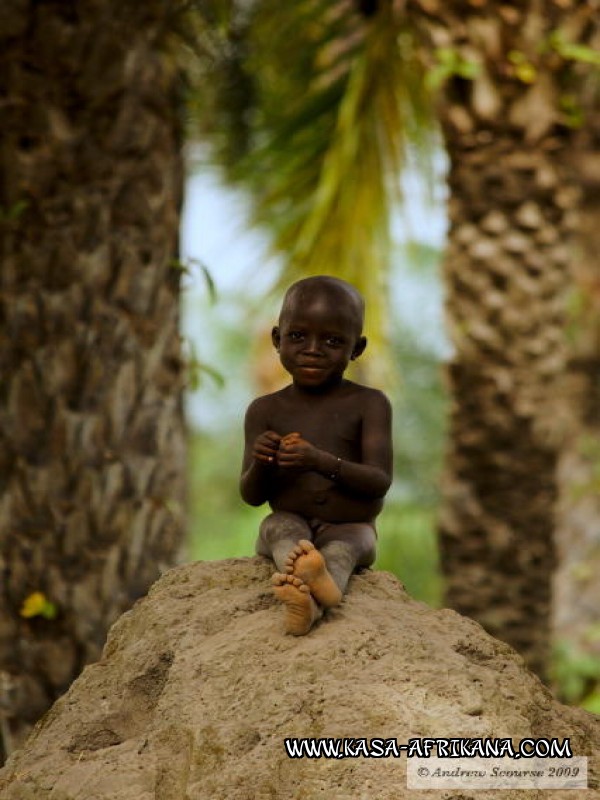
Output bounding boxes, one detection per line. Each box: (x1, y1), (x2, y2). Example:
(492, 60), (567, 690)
(257, 381), (384, 523)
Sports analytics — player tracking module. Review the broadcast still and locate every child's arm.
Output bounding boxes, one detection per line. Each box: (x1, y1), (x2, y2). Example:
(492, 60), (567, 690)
(276, 390), (392, 499)
(239, 398), (281, 506)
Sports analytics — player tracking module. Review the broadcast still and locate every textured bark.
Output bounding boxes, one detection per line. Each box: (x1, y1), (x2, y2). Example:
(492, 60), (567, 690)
(554, 84), (600, 670)
(0, 0), (186, 759)
(407, 0), (587, 678)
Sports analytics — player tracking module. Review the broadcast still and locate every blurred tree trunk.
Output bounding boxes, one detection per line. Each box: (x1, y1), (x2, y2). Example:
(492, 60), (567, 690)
(554, 85), (600, 673)
(0, 0), (186, 759)
(407, 0), (587, 678)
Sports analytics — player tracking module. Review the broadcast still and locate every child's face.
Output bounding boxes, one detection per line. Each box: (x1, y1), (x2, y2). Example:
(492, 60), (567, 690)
(273, 292), (366, 390)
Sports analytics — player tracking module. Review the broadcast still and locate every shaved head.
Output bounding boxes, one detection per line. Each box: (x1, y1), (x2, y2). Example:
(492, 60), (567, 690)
(279, 276), (365, 335)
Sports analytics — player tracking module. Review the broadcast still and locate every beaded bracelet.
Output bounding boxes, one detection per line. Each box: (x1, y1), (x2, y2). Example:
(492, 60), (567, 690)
(328, 457), (342, 482)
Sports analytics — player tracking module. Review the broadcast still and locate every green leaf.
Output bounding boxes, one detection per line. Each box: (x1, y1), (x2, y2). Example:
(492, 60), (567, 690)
(170, 258), (218, 303)
(0, 200), (29, 222)
(186, 0), (437, 386)
(193, 259), (218, 304)
(426, 48), (480, 91)
(184, 339), (226, 391)
(194, 360), (226, 389)
(582, 691), (600, 714)
(20, 591), (57, 620)
(548, 30), (600, 66)
(170, 258), (192, 276)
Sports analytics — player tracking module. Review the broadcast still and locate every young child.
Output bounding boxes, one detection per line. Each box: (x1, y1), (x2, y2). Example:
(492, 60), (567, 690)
(240, 276), (392, 634)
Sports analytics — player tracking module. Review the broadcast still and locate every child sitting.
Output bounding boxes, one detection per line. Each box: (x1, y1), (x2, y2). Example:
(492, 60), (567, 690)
(240, 276), (392, 634)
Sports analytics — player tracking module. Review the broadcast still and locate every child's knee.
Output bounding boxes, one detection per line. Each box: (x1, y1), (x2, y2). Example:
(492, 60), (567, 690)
(356, 525), (377, 567)
(316, 523), (376, 567)
(357, 540), (376, 568)
(259, 511), (309, 546)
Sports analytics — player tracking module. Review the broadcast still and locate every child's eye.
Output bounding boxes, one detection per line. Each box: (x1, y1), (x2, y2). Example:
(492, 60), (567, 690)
(325, 336), (343, 346)
(288, 331), (304, 342)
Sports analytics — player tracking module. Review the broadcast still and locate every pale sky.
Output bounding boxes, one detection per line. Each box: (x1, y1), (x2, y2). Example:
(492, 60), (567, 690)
(180, 154), (449, 429)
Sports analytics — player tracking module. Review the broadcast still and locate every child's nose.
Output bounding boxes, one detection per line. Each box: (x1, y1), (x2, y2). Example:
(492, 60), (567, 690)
(302, 336), (322, 354)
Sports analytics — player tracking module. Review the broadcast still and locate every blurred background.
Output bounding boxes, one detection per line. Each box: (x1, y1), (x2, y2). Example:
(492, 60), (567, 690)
(175, 0), (600, 709)
(3, 4), (599, 761)
(182, 148), (448, 608)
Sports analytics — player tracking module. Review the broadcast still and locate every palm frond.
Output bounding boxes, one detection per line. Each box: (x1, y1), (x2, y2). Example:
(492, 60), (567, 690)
(185, 0), (437, 385)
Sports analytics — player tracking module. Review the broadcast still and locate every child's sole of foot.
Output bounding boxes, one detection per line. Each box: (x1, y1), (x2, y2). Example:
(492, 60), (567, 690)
(272, 573), (322, 635)
(284, 540), (342, 608)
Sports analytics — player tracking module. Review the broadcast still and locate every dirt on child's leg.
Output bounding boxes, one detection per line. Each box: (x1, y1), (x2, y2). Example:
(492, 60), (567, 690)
(271, 573), (322, 635)
(314, 523), (377, 595)
(255, 511), (312, 572)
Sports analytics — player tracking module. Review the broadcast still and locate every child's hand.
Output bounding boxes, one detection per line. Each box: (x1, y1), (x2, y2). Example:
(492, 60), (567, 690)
(252, 431), (281, 465)
(277, 433), (319, 470)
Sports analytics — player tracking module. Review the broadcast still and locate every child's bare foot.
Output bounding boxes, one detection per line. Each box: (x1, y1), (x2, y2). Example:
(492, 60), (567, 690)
(284, 540), (342, 608)
(272, 573), (322, 635)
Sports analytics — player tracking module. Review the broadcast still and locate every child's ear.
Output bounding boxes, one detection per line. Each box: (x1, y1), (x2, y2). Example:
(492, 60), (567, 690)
(350, 336), (367, 360)
(271, 326), (281, 351)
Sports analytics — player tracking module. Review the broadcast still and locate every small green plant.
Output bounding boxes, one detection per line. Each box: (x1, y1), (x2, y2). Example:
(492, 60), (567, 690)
(0, 200), (28, 223)
(170, 257), (218, 302)
(426, 48), (480, 91)
(546, 30), (600, 67)
(20, 592), (57, 620)
(551, 639), (600, 709)
(179, 259), (224, 390)
(558, 93), (585, 129)
(507, 51), (537, 84)
(184, 338), (225, 391)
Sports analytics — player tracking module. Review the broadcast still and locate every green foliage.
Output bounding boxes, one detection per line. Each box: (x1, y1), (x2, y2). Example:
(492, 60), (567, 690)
(187, 428), (265, 561)
(184, 338), (226, 391)
(507, 51), (537, 84)
(183, 0), (438, 383)
(551, 639), (600, 709)
(20, 592), (57, 620)
(0, 200), (28, 223)
(179, 0), (597, 712)
(546, 30), (600, 67)
(376, 503), (442, 607)
(426, 47), (480, 91)
(558, 93), (585, 129)
(180, 260), (223, 391)
(383, 241), (448, 507)
(171, 258), (218, 302)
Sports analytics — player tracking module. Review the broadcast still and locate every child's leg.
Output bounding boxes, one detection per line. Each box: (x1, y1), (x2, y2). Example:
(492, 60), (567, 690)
(286, 523), (376, 604)
(256, 512), (322, 635)
(318, 523), (376, 594)
(255, 511), (312, 571)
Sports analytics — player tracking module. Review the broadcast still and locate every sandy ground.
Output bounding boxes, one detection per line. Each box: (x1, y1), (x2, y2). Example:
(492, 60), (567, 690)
(0, 557), (598, 800)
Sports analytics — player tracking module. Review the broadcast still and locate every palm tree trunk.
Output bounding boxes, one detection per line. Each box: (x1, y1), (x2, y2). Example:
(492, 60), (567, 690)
(0, 0), (186, 758)
(554, 98), (600, 678)
(438, 137), (572, 679)
(407, 0), (585, 678)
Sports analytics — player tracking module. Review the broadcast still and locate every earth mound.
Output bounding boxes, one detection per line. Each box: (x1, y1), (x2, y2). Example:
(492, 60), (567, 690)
(0, 557), (598, 799)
